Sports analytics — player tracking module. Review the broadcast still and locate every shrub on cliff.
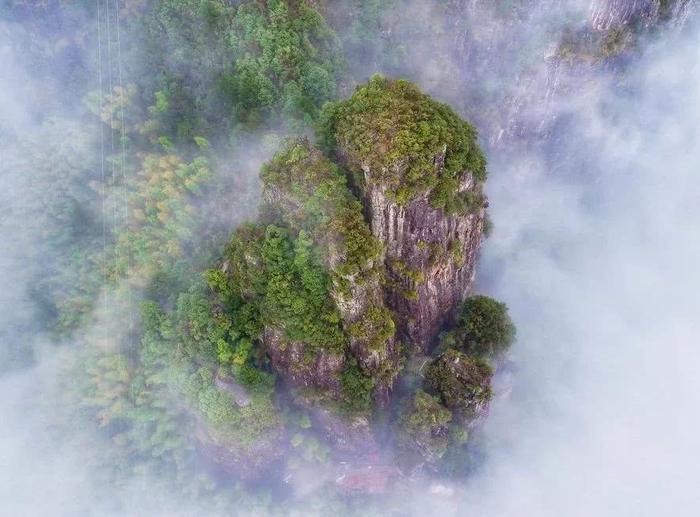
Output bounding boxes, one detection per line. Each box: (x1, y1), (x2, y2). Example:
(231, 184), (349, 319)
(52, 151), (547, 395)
(443, 295), (515, 358)
(424, 349), (493, 419)
(396, 390), (453, 463)
(213, 223), (346, 352)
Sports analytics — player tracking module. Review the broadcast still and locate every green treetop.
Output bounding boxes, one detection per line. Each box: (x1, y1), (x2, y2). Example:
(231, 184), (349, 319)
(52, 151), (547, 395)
(319, 75), (487, 212)
(443, 295), (516, 358)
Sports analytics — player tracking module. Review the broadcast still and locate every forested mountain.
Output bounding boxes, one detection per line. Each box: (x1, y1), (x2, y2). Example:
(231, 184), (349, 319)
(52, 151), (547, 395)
(0, 1), (697, 515)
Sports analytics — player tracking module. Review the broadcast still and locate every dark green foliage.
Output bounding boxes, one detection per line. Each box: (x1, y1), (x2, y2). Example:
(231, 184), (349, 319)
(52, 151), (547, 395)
(424, 349), (493, 418)
(215, 222), (346, 352)
(228, 0), (343, 125)
(443, 295), (516, 358)
(175, 288), (230, 362)
(140, 299), (282, 449)
(260, 225), (345, 348)
(318, 75), (487, 212)
(339, 360), (375, 414)
(140, 0), (344, 140)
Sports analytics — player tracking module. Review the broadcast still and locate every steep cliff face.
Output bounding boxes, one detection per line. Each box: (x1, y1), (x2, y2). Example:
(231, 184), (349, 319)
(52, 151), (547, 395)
(488, 0), (697, 146)
(590, 0), (696, 30)
(360, 158), (485, 352)
(321, 77), (488, 353)
(359, 0), (695, 150)
(260, 141), (400, 403)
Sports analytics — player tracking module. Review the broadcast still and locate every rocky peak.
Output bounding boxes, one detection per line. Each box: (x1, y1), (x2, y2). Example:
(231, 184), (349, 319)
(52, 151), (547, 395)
(215, 77), (496, 466)
(320, 77), (488, 354)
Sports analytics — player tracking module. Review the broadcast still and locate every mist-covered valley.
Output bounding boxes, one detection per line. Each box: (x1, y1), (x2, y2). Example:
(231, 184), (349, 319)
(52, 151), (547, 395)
(1, 1), (699, 515)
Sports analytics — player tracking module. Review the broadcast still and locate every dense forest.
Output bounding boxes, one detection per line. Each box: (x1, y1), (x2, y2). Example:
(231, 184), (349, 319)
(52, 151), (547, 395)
(1, 1), (698, 515)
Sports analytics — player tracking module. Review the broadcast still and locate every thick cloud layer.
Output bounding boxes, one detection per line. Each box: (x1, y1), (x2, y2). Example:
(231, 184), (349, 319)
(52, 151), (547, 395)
(449, 24), (700, 517)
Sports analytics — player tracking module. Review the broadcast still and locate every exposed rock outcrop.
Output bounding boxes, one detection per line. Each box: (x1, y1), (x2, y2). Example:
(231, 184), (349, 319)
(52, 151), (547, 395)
(424, 349), (493, 423)
(590, 0), (696, 30)
(263, 326), (345, 396)
(324, 77), (488, 353)
(359, 160), (485, 353)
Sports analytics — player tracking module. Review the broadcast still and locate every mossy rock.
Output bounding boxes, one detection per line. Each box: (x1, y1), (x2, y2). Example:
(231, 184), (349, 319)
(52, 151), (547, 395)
(319, 75), (486, 212)
(424, 349), (492, 420)
(260, 138), (382, 279)
(396, 389), (453, 463)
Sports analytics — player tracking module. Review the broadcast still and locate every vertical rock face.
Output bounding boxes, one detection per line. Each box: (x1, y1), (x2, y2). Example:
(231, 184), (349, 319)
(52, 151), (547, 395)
(259, 140), (401, 403)
(590, 0), (696, 30)
(361, 159), (485, 352)
(262, 327), (345, 395)
(590, 0), (659, 30)
(220, 78), (491, 461)
(323, 77), (488, 354)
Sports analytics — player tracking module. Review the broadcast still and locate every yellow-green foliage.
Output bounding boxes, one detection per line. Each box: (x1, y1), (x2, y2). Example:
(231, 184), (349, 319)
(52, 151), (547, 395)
(117, 153), (211, 276)
(261, 138), (382, 279)
(319, 76), (486, 212)
(390, 258), (426, 285)
(397, 389), (452, 461)
(449, 239), (465, 267)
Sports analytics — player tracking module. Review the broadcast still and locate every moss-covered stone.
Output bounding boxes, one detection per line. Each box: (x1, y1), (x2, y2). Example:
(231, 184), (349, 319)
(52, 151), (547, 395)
(319, 75), (486, 213)
(397, 389), (452, 463)
(424, 349), (492, 420)
(260, 138), (382, 280)
(348, 304), (396, 352)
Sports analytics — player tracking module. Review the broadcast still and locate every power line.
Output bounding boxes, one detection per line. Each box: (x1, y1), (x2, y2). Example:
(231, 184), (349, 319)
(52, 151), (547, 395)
(96, 0), (107, 315)
(105, 0), (118, 278)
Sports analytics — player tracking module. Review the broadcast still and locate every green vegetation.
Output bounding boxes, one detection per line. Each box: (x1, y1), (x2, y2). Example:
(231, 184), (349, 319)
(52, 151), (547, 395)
(348, 304), (396, 352)
(7, 0), (513, 501)
(442, 295), (516, 358)
(216, 223), (346, 351)
(140, 0), (344, 139)
(424, 349), (493, 419)
(399, 295), (515, 466)
(260, 139), (383, 281)
(116, 153), (212, 276)
(211, 138), (399, 413)
(339, 360), (375, 414)
(397, 390), (453, 462)
(319, 75), (487, 212)
(140, 298), (282, 467)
